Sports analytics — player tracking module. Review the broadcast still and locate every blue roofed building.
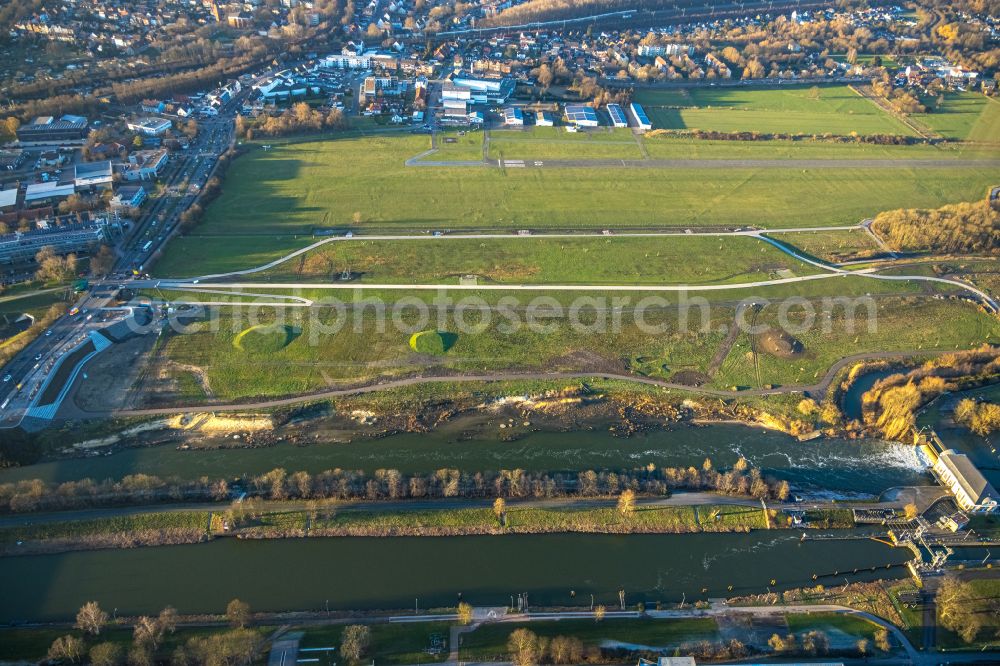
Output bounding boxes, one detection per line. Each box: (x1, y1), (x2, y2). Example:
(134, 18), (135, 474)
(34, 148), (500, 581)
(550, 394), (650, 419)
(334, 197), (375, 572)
(607, 104), (628, 128)
(563, 104), (599, 127)
(630, 102), (652, 130)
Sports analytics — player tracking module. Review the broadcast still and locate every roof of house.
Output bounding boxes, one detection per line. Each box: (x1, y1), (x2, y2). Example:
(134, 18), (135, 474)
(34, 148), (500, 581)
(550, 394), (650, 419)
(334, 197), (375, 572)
(0, 188), (17, 208)
(939, 450), (998, 504)
(75, 160), (113, 179)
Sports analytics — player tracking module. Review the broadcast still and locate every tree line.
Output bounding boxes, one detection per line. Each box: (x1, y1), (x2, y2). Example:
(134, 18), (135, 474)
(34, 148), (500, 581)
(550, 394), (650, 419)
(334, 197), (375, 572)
(237, 103), (348, 140)
(46, 599), (259, 665)
(955, 398), (1000, 436)
(859, 347), (1000, 440)
(0, 458), (789, 514)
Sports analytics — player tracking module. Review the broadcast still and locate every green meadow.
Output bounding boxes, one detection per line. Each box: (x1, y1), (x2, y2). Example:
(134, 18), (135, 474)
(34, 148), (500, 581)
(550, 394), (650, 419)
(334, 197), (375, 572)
(151, 289), (997, 402)
(153, 133), (998, 276)
(633, 85), (916, 135)
(257, 235), (823, 285)
(911, 92), (1000, 142)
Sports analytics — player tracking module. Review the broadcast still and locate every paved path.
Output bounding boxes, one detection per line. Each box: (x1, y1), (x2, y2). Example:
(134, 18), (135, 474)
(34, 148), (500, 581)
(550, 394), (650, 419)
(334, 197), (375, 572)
(1, 491), (925, 529)
(147, 223), (996, 313)
(409, 157), (1000, 169)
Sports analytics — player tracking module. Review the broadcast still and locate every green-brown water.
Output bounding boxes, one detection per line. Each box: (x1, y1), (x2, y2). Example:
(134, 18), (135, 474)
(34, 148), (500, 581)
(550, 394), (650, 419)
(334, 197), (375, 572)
(0, 532), (909, 623)
(1, 423), (928, 497)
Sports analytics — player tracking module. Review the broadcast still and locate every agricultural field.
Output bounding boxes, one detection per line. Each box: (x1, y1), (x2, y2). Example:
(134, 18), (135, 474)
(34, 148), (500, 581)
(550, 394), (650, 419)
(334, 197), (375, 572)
(911, 92), (1000, 142)
(257, 235), (823, 285)
(151, 133), (999, 276)
(633, 85), (916, 135)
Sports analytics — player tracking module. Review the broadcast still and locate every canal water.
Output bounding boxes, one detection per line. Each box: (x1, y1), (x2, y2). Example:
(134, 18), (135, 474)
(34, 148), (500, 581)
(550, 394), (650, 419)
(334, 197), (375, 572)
(0, 423), (928, 497)
(0, 532), (910, 623)
(840, 369), (899, 422)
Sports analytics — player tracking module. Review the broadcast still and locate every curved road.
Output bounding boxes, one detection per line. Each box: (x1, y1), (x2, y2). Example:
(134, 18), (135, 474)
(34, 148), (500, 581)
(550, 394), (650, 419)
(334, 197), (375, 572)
(154, 224), (997, 312)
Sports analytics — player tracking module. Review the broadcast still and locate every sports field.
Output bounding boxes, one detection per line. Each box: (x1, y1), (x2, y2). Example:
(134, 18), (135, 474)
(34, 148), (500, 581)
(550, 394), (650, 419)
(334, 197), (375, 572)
(633, 85), (916, 135)
(153, 133), (998, 275)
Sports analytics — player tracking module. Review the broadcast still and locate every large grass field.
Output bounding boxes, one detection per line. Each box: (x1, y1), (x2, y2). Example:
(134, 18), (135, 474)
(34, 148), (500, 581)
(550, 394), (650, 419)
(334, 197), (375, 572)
(911, 92), (1000, 142)
(253, 235), (822, 285)
(148, 287), (998, 402)
(633, 85), (916, 135)
(488, 126), (644, 160)
(152, 133), (998, 276)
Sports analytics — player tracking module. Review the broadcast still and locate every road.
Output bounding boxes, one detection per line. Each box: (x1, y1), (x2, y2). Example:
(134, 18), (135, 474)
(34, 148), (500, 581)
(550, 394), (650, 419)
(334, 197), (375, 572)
(410, 157), (1000, 169)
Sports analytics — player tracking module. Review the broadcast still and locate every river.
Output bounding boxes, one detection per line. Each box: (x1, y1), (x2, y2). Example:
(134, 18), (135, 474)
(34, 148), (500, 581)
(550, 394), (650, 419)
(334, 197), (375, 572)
(0, 422), (927, 497)
(0, 532), (910, 623)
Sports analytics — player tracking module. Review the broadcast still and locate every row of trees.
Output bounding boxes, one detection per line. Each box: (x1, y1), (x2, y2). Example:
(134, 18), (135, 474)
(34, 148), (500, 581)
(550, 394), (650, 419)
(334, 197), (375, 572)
(0, 458), (789, 514)
(504, 627), (750, 666)
(859, 347), (1000, 440)
(47, 599), (258, 665)
(955, 398), (1000, 435)
(237, 103), (348, 139)
(870, 198), (999, 255)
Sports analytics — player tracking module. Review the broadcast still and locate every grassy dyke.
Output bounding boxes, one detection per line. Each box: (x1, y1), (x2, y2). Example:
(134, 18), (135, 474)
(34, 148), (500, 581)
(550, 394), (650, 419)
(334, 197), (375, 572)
(252, 235), (823, 285)
(0, 512), (211, 555)
(237, 504), (776, 538)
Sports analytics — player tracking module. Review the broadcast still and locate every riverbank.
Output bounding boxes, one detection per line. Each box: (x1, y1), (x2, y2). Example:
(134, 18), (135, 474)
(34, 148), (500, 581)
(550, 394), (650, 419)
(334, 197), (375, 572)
(0, 500), (859, 556)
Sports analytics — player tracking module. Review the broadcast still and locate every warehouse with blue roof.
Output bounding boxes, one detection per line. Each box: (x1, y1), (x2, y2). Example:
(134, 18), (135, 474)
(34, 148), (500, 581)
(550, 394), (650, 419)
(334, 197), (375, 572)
(606, 104), (628, 128)
(629, 102), (652, 130)
(563, 104), (599, 127)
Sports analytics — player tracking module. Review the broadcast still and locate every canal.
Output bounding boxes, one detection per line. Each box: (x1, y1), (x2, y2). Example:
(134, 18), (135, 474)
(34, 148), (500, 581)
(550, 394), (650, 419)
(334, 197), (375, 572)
(0, 422), (929, 497)
(0, 532), (911, 623)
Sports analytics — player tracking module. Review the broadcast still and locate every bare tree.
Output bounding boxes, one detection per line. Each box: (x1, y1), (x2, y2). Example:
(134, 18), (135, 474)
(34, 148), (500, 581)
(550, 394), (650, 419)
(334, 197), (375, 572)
(457, 601), (474, 625)
(75, 600), (109, 636)
(340, 624), (371, 661)
(226, 598), (252, 628)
